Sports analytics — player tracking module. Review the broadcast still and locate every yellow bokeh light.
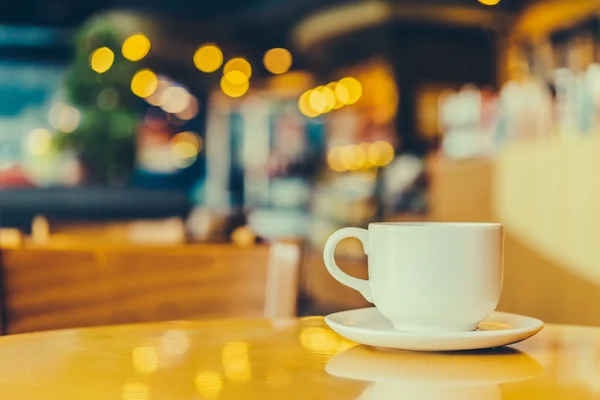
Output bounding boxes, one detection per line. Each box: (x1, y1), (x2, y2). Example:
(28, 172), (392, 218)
(122, 382), (148, 400)
(333, 82), (349, 106)
(171, 131), (202, 169)
(263, 48), (292, 75)
(327, 147), (345, 172)
(57, 106), (80, 133)
(27, 129), (52, 155)
(122, 33), (151, 61)
(222, 342), (251, 382)
(224, 58), (252, 80)
(160, 86), (192, 114)
(90, 47), (114, 73)
(478, 0), (500, 5)
(367, 141), (395, 167)
(299, 327), (340, 356)
(131, 69), (158, 98)
(220, 76), (249, 98)
(298, 90), (319, 118)
(338, 77), (362, 105)
(224, 70), (249, 85)
(309, 88), (327, 114)
(328, 82), (344, 109)
(320, 86), (336, 113)
(194, 44), (223, 73)
(132, 345), (158, 374)
(195, 371), (223, 399)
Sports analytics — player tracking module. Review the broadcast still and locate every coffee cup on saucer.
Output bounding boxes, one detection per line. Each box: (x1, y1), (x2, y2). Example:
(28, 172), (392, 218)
(323, 222), (504, 333)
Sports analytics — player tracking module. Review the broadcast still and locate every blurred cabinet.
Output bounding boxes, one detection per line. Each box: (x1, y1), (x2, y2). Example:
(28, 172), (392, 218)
(428, 142), (600, 327)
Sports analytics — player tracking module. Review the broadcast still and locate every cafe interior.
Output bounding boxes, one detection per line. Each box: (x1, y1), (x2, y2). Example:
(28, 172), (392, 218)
(2, 0), (600, 397)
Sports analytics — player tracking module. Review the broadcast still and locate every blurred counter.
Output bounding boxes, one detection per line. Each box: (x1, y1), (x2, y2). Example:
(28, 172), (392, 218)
(428, 138), (600, 327)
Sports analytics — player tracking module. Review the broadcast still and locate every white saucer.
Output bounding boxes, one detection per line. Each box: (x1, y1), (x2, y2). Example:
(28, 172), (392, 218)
(325, 308), (544, 352)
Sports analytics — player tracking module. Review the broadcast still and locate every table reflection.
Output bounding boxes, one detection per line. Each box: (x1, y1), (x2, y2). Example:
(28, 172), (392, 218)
(326, 345), (544, 400)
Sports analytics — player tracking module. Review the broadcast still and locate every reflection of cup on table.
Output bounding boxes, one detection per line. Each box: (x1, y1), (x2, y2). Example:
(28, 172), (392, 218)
(326, 345), (543, 400)
(323, 222), (503, 332)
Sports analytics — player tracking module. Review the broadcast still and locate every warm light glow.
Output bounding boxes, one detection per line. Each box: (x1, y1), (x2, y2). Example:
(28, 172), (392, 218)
(176, 96), (199, 120)
(337, 77), (362, 105)
(132, 346), (158, 373)
(122, 33), (151, 61)
(328, 82), (345, 109)
(194, 44), (223, 73)
(309, 88), (327, 114)
(224, 70), (249, 85)
(122, 382), (148, 400)
(263, 48), (292, 74)
(159, 86), (192, 114)
(131, 69), (158, 98)
(220, 76), (249, 98)
(231, 225), (255, 247)
(222, 342), (251, 382)
(195, 371), (223, 399)
(27, 129), (52, 155)
(327, 147), (345, 172)
(367, 141), (395, 167)
(57, 106), (80, 133)
(298, 90), (319, 117)
(90, 47), (114, 73)
(341, 145), (366, 170)
(478, 0), (500, 5)
(321, 86), (336, 113)
(299, 327), (340, 356)
(224, 58), (252, 80)
(171, 131), (202, 168)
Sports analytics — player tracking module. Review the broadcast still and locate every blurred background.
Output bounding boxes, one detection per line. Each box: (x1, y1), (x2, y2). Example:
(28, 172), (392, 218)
(0, 0), (599, 334)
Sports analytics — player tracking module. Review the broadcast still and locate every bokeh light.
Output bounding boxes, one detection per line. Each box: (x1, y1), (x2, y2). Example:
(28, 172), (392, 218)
(298, 90), (319, 118)
(309, 88), (327, 114)
(223, 58), (252, 81)
(224, 70), (249, 85)
(328, 82), (345, 109)
(320, 85), (336, 113)
(122, 33), (151, 61)
(90, 47), (114, 73)
(27, 129), (52, 155)
(176, 96), (199, 120)
(160, 86), (192, 114)
(131, 69), (158, 98)
(195, 371), (223, 399)
(194, 44), (223, 73)
(327, 147), (345, 172)
(122, 382), (148, 400)
(333, 82), (349, 106)
(367, 141), (395, 167)
(171, 131), (202, 168)
(220, 76), (249, 98)
(478, 0), (500, 5)
(132, 345), (158, 374)
(222, 341), (251, 382)
(337, 77), (362, 105)
(57, 106), (80, 133)
(263, 48), (292, 74)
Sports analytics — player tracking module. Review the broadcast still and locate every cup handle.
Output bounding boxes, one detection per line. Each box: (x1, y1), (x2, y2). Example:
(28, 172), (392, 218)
(323, 227), (373, 303)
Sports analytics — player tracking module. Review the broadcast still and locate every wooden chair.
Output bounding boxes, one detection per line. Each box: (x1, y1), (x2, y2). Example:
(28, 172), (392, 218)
(0, 237), (301, 334)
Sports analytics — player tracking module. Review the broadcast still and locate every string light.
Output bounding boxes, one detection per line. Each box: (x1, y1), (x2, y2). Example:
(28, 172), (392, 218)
(263, 48), (292, 74)
(90, 47), (114, 73)
(194, 44), (223, 72)
(122, 33), (151, 61)
(131, 69), (158, 98)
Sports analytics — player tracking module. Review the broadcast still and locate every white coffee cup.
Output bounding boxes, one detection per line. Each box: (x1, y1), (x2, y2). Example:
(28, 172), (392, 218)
(323, 222), (504, 332)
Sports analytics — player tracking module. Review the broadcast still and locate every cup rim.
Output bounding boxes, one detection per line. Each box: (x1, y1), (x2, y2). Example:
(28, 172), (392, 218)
(369, 222), (502, 228)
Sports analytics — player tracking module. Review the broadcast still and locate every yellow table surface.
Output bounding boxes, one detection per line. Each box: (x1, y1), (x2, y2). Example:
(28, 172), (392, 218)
(0, 317), (599, 399)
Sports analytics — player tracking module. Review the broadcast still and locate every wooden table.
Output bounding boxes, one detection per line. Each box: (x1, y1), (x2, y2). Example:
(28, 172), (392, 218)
(0, 318), (598, 399)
